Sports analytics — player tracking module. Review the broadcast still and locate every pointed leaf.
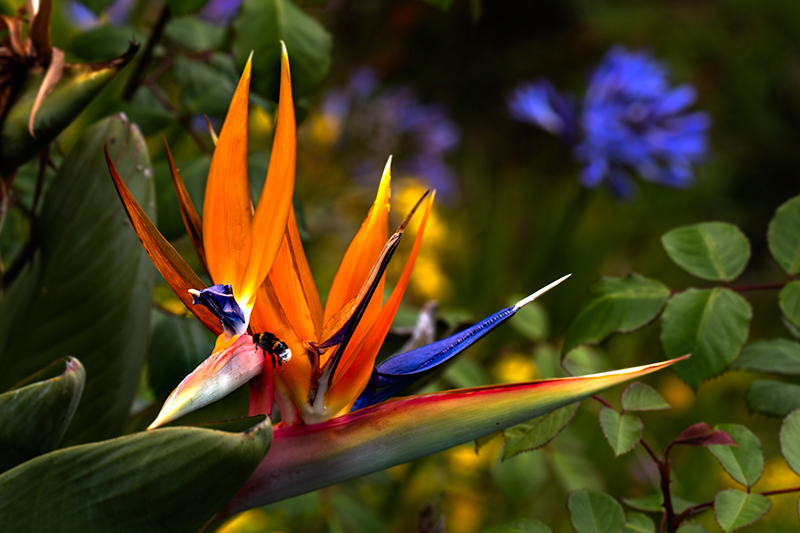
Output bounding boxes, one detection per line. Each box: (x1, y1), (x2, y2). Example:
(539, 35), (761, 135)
(661, 288), (752, 389)
(219, 357), (684, 515)
(708, 424), (764, 487)
(671, 422), (735, 449)
(0, 115), (154, 444)
(568, 489), (625, 533)
(768, 194), (800, 275)
(621, 382), (671, 411)
(624, 512), (655, 533)
(483, 518), (553, 533)
(779, 281), (800, 330)
(779, 409), (800, 477)
(564, 274), (670, 353)
(733, 338), (800, 375)
(502, 402), (579, 459)
(661, 222), (750, 282)
(714, 490), (770, 532)
(599, 408), (643, 457)
(745, 380), (800, 417)
(0, 419), (272, 533)
(0, 357), (84, 474)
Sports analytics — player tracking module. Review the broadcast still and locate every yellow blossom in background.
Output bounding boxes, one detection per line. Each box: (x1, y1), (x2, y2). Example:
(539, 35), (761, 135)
(494, 353), (539, 383)
(214, 509), (271, 533)
(447, 490), (485, 533)
(658, 374), (694, 413)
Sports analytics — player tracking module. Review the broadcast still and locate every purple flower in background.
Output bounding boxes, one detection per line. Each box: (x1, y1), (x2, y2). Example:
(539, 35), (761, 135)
(200, 0), (244, 26)
(509, 46), (710, 199)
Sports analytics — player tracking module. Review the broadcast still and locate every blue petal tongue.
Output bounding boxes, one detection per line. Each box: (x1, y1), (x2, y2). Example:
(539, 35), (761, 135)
(189, 284), (247, 337)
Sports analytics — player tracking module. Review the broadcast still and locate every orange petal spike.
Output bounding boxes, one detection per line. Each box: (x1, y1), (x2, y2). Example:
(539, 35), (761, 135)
(328, 193), (434, 414)
(239, 43), (296, 310)
(105, 147), (222, 335)
(163, 138), (208, 276)
(203, 53), (253, 300)
(321, 158), (392, 344)
(269, 208), (324, 343)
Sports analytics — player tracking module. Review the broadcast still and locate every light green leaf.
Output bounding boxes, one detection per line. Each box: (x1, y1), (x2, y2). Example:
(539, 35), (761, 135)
(621, 493), (663, 513)
(779, 409), (800, 477)
(568, 489), (625, 533)
(563, 274), (670, 353)
(483, 518), (553, 533)
(0, 357), (85, 473)
(767, 195), (800, 275)
(661, 222), (750, 282)
(165, 16), (225, 51)
(624, 512), (655, 533)
(733, 338), (800, 375)
(0, 115), (156, 445)
(621, 382), (671, 411)
(563, 345), (610, 377)
(745, 380), (800, 417)
(779, 281), (800, 330)
(708, 424), (764, 487)
(599, 408), (643, 457)
(508, 296), (549, 342)
(502, 402), (579, 459)
(676, 525), (711, 533)
(233, 0), (332, 100)
(661, 288), (752, 389)
(0, 419), (271, 533)
(714, 490), (770, 532)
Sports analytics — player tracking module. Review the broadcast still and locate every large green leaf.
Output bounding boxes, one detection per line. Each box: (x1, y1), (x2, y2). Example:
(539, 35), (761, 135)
(767, 195), (800, 275)
(707, 424), (764, 488)
(0, 419), (271, 533)
(620, 382), (670, 411)
(598, 408), (642, 457)
(233, 0), (332, 100)
(779, 281), (800, 330)
(568, 489), (625, 533)
(173, 56), (239, 116)
(733, 338), (800, 375)
(779, 409), (800, 477)
(661, 222), (750, 282)
(0, 115), (156, 444)
(745, 380), (800, 417)
(563, 274), (670, 353)
(713, 490), (770, 532)
(661, 288), (752, 389)
(0, 357), (85, 473)
(502, 402), (578, 459)
(624, 513), (654, 533)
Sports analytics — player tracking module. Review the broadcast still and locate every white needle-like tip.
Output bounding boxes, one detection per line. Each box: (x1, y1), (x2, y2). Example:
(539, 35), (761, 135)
(514, 273), (572, 310)
(188, 289), (201, 296)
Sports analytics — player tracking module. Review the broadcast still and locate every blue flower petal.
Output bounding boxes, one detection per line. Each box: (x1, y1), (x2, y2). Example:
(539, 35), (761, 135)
(190, 284), (247, 337)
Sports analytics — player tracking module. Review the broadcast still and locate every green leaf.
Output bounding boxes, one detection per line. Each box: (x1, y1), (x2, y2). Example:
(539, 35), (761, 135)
(661, 288), (752, 389)
(768, 195), (800, 275)
(779, 281), (800, 330)
(502, 402), (578, 459)
(148, 314), (215, 398)
(568, 489), (625, 533)
(0, 357), (85, 473)
(493, 449), (548, 501)
(713, 490), (770, 532)
(165, 16), (225, 51)
(624, 512), (655, 533)
(779, 409), (800, 477)
(661, 222), (750, 282)
(745, 380), (800, 417)
(0, 115), (156, 445)
(676, 525), (711, 533)
(152, 155), (210, 240)
(732, 338), (800, 375)
(621, 493), (663, 513)
(173, 57), (239, 116)
(483, 518), (553, 533)
(598, 408), (643, 457)
(563, 345), (610, 377)
(233, 0), (332, 100)
(167, 0), (208, 15)
(0, 420), (272, 532)
(563, 274), (670, 353)
(508, 296), (549, 342)
(707, 424), (764, 487)
(621, 382), (671, 411)
(67, 25), (145, 62)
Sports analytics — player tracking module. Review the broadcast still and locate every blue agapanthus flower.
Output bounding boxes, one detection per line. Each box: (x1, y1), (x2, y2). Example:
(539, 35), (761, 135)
(508, 46), (710, 199)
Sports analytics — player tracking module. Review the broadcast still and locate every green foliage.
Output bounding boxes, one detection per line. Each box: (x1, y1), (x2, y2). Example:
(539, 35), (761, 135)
(713, 489), (771, 532)
(707, 424), (764, 488)
(509, 297), (549, 342)
(0, 115), (155, 445)
(779, 281), (800, 330)
(661, 222), (750, 282)
(568, 489), (625, 533)
(733, 338), (800, 375)
(173, 56), (239, 116)
(745, 380), (800, 417)
(620, 382), (670, 412)
(768, 195), (800, 275)
(661, 288), (752, 389)
(165, 17), (225, 51)
(598, 408), (642, 457)
(563, 274), (670, 353)
(502, 402), (578, 459)
(624, 512), (654, 533)
(67, 26), (144, 61)
(483, 518), (553, 533)
(0, 419), (272, 533)
(0, 357), (85, 473)
(779, 409), (800, 476)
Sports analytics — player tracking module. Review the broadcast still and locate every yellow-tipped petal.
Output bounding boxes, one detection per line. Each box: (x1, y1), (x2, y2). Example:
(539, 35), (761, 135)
(239, 43), (296, 310)
(203, 55), (253, 299)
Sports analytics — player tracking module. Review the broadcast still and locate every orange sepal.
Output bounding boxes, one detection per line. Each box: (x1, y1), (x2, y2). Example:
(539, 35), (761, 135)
(105, 147), (222, 335)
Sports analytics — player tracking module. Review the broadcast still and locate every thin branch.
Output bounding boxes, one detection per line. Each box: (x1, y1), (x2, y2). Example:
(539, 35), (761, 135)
(145, 80), (211, 155)
(122, 4), (171, 101)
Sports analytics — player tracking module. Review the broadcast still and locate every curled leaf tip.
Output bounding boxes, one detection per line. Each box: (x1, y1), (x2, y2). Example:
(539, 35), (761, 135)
(514, 273), (571, 310)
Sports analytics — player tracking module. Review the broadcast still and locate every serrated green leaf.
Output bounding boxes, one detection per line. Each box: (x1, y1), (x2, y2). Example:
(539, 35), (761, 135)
(779, 281), (800, 330)
(733, 338), (800, 375)
(568, 489), (625, 533)
(0, 115), (155, 445)
(233, 0), (332, 100)
(0, 420), (271, 533)
(599, 408), (642, 457)
(661, 222), (750, 282)
(624, 512), (655, 533)
(779, 409), (800, 477)
(483, 518), (553, 533)
(621, 493), (663, 513)
(714, 490), (770, 532)
(621, 382), (671, 411)
(0, 357), (85, 473)
(708, 424), (764, 487)
(502, 402), (578, 459)
(661, 288), (752, 390)
(745, 380), (800, 417)
(165, 16), (225, 51)
(508, 296), (549, 342)
(768, 195), (800, 275)
(563, 274), (670, 353)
